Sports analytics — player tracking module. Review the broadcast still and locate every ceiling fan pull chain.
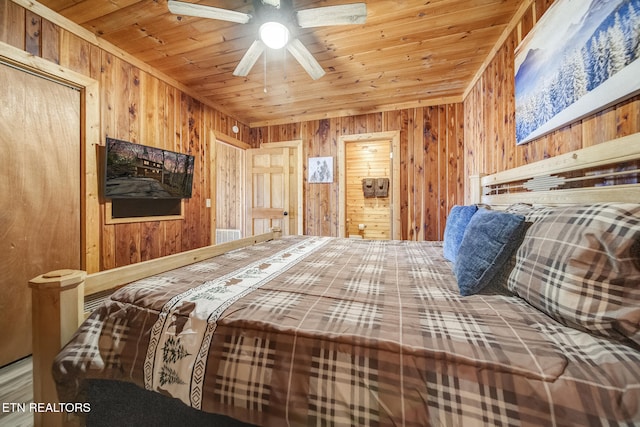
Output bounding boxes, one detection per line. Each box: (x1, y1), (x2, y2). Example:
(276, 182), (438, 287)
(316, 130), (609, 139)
(283, 47), (287, 80)
(264, 49), (268, 93)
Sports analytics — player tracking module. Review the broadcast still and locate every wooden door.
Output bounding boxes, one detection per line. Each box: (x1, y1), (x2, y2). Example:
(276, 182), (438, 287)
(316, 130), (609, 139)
(246, 147), (297, 236)
(0, 64), (81, 367)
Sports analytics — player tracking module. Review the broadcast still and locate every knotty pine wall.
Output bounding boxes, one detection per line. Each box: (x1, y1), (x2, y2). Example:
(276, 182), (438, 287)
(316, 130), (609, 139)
(250, 106), (465, 241)
(464, 0), (640, 188)
(1, 0), (252, 271)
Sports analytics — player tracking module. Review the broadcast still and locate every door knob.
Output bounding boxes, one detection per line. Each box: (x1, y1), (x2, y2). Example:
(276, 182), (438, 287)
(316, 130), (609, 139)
(283, 211), (288, 216)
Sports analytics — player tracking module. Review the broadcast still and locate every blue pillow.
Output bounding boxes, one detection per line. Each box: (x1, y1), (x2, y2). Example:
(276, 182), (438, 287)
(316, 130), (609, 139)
(443, 205), (478, 262)
(454, 209), (525, 296)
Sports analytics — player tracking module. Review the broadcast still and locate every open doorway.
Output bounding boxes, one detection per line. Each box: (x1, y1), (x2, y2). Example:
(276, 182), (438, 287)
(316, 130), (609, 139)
(338, 131), (401, 240)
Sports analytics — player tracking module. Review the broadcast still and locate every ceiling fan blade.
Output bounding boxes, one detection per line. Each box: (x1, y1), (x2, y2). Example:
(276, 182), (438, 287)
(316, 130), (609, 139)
(167, 0), (251, 24)
(233, 40), (266, 77)
(286, 38), (325, 80)
(296, 3), (366, 28)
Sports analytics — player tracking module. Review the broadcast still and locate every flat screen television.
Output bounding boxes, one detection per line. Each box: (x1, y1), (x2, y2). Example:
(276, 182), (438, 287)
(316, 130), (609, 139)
(104, 137), (195, 199)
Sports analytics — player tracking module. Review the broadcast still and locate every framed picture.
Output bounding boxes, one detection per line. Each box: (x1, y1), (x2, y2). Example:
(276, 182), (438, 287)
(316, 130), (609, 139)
(515, 0), (640, 145)
(308, 156), (333, 183)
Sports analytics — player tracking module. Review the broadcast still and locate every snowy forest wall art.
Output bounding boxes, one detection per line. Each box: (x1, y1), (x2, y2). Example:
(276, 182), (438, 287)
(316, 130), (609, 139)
(515, 0), (640, 145)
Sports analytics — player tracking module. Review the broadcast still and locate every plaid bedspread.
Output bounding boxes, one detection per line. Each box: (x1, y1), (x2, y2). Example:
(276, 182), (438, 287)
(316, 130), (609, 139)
(53, 235), (640, 426)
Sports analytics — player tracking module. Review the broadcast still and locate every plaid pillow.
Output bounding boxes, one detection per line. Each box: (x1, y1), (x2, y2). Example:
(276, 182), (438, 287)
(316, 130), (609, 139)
(491, 204), (553, 293)
(507, 203), (640, 345)
(504, 203), (555, 222)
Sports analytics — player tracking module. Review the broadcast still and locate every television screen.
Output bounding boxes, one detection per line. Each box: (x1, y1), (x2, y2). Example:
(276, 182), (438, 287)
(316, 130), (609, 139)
(104, 137), (195, 199)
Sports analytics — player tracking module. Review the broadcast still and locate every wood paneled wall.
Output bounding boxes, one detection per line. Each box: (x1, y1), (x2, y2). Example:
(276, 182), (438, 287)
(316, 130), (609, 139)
(250, 105), (465, 241)
(464, 0), (640, 196)
(1, 0), (253, 270)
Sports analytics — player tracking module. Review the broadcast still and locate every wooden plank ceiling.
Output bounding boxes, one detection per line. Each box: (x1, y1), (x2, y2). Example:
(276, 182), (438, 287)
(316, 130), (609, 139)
(37, 0), (527, 127)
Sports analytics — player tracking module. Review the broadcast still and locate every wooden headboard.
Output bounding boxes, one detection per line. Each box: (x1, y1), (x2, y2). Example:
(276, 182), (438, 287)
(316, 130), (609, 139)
(470, 133), (640, 207)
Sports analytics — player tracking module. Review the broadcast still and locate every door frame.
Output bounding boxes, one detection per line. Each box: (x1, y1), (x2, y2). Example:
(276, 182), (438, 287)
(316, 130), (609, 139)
(338, 131), (401, 239)
(0, 41), (101, 273)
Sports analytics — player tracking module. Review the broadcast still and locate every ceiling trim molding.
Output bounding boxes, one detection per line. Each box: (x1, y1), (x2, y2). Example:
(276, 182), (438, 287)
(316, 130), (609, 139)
(249, 95), (464, 128)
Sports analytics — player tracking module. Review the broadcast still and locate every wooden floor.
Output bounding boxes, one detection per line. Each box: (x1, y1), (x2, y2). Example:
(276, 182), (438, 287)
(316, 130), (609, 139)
(0, 356), (34, 427)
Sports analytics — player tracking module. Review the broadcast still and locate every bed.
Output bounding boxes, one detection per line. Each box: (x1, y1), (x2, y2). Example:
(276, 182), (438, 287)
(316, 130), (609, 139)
(30, 133), (640, 426)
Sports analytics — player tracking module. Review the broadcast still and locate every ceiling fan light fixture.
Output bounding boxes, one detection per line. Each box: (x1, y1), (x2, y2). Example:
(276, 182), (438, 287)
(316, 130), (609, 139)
(167, 0), (368, 79)
(259, 21), (289, 49)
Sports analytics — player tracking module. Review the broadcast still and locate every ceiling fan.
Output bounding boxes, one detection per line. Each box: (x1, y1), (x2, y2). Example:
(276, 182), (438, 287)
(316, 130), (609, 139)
(167, 0), (367, 80)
